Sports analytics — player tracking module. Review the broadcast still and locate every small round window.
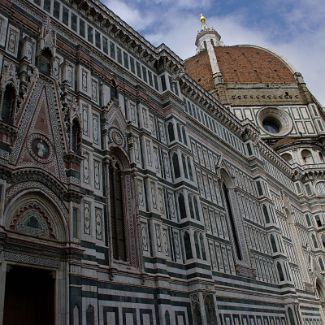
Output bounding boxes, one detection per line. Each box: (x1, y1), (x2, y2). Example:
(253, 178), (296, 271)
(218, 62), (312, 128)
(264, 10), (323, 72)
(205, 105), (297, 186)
(258, 107), (292, 137)
(262, 117), (282, 134)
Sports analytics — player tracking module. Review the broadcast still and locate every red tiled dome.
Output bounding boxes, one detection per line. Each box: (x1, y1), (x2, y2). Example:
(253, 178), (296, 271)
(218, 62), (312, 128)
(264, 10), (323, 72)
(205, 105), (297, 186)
(184, 45), (296, 91)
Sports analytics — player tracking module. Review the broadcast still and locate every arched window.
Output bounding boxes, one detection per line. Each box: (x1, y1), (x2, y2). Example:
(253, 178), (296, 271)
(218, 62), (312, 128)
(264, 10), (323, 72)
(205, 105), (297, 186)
(277, 262), (284, 282)
(262, 205), (270, 224)
(188, 194), (195, 219)
(270, 234), (278, 253)
(281, 153), (293, 164)
(287, 307), (296, 325)
(284, 263), (292, 281)
(182, 126), (188, 145)
(205, 295), (217, 324)
(73, 305), (80, 325)
(165, 311), (171, 325)
(86, 305), (95, 325)
(1, 84), (16, 123)
(322, 234), (325, 248)
(178, 193), (187, 219)
(182, 154), (188, 178)
(192, 303), (202, 325)
(184, 232), (192, 259)
(312, 234), (318, 249)
(109, 159), (127, 261)
(111, 80), (118, 100)
(222, 182), (242, 260)
(200, 233), (206, 260)
(319, 152), (324, 162)
(38, 48), (52, 75)
(71, 119), (81, 154)
(176, 123), (182, 141)
(305, 214), (312, 227)
(172, 153), (180, 178)
(187, 157), (193, 181)
(194, 197), (200, 221)
(194, 232), (201, 259)
(301, 150), (314, 164)
(319, 257), (325, 271)
(168, 122), (175, 142)
(315, 215), (322, 227)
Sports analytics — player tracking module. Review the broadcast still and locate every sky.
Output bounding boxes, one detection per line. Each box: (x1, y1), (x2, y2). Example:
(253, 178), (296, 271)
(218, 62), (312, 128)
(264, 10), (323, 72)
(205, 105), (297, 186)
(103, 0), (325, 105)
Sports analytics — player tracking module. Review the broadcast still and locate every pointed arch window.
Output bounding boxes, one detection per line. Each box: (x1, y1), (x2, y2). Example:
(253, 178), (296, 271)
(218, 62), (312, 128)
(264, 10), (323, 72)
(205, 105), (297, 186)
(312, 234), (318, 249)
(194, 232), (201, 259)
(194, 197), (200, 221)
(182, 154), (188, 178)
(319, 257), (325, 271)
(178, 193), (187, 219)
(315, 215), (322, 227)
(71, 119), (81, 154)
(172, 153), (180, 178)
(86, 305), (95, 325)
(187, 157), (193, 181)
(176, 123), (182, 141)
(200, 233), (206, 260)
(109, 159), (127, 261)
(1, 84), (16, 124)
(168, 122), (175, 142)
(182, 126), (188, 145)
(277, 262), (285, 282)
(322, 234), (325, 248)
(270, 234), (278, 253)
(184, 232), (193, 260)
(287, 307), (296, 325)
(165, 311), (171, 325)
(262, 205), (270, 224)
(111, 80), (118, 100)
(38, 48), (52, 75)
(188, 194), (195, 219)
(222, 182), (242, 260)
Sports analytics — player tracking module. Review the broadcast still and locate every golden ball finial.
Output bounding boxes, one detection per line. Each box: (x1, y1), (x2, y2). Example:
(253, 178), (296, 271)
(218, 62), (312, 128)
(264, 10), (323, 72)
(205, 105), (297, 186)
(200, 14), (206, 25)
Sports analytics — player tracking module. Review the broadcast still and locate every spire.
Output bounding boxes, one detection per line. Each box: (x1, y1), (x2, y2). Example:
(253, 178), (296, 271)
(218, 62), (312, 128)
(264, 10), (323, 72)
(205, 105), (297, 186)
(195, 14), (223, 52)
(195, 15), (223, 85)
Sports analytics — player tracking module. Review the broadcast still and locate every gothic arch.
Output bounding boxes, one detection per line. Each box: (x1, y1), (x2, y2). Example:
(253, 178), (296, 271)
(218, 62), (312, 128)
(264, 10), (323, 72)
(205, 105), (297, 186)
(38, 47), (53, 75)
(71, 118), (82, 154)
(220, 167), (242, 261)
(3, 190), (68, 242)
(107, 146), (139, 266)
(219, 167), (235, 189)
(1, 83), (17, 124)
(316, 278), (325, 299)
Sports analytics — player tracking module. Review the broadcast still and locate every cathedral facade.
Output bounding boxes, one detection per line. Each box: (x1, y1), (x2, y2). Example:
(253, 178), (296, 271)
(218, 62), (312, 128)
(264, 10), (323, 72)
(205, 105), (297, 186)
(0, 1), (324, 324)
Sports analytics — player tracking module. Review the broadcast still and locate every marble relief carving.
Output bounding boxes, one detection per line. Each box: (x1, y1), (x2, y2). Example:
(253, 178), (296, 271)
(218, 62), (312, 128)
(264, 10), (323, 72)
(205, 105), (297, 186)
(84, 201), (91, 235)
(82, 104), (89, 136)
(155, 223), (162, 252)
(83, 153), (90, 184)
(6, 25), (20, 57)
(94, 160), (101, 190)
(95, 207), (103, 240)
(93, 115), (99, 145)
(0, 13), (8, 47)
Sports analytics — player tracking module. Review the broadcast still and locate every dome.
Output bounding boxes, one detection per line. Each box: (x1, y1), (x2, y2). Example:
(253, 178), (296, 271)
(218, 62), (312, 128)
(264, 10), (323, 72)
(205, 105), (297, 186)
(184, 45), (296, 91)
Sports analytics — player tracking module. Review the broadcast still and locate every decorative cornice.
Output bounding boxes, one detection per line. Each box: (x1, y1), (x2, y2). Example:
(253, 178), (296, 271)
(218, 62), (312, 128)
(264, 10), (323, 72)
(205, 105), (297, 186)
(180, 74), (243, 137)
(69, 0), (184, 73)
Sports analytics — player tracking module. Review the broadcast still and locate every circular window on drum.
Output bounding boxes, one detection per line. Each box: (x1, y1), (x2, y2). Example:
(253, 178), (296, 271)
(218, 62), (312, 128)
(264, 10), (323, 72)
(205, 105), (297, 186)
(258, 107), (292, 136)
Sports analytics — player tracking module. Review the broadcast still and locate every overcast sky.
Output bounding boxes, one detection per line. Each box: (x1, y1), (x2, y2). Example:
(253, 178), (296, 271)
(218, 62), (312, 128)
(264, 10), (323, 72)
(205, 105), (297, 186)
(103, 0), (325, 106)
